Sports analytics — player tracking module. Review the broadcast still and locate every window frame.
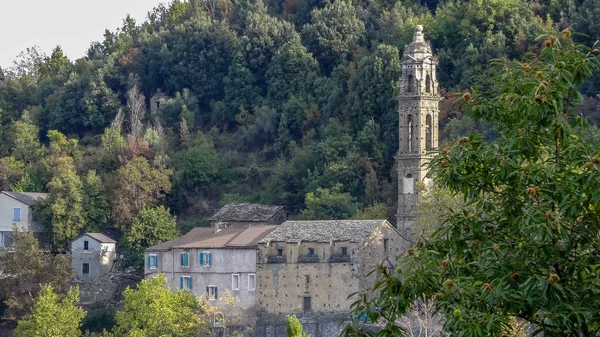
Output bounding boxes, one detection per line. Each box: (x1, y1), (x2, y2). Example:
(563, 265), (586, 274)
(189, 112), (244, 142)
(181, 275), (192, 290)
(207, 285), (218, 301)
(82, 262), (90, 275)
(199, 251), (211, 267)
(148, 254), (158, 269)
(83, 240), (89, 251)
(231, 274), (240, 291)
(341, 247), (348, 256)
(181, 252), (190, 268)
(248, 274), (256, 291)
(383, 238), (389, 252)
(13, 207), (21, 221)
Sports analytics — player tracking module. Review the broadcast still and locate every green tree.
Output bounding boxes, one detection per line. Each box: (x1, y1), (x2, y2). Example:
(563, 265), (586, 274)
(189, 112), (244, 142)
(124, 206), (179, 267)
(344, 34), (600, 336)
(112, 157), (172, 230)
(0, 228), (72, 319)
(9, 110), (43, 164)
(300, 185), (356, 220)
(112, 274), (205, 337)
(42, 155), (85, 250)
(286, 314), (308, 337)
(14, 285), (85, 337)
(302, 0), (365, 72)
(182, 140), (222, 191)
(83, 170), (110, 232)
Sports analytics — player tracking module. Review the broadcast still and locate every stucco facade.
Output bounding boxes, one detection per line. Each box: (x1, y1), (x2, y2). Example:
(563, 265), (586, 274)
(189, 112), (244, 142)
(256, 220), (409, 317)
(0, 191), (48, 248)
(71, 233), (117, 281)
(145, 226), (276, 321)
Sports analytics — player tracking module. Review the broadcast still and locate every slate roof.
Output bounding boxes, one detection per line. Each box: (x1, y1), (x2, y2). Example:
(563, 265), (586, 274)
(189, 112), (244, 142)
(259, 220), (390, 243)
(2, 191), (48, 206)
(72, 233), (117, 244)
(146, 226), (277, 252)
(208, 203), (285, 222)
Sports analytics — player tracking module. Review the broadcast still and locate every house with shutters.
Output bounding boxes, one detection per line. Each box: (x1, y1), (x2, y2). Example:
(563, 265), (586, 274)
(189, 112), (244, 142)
(0, 191), (49, 249)
(71, 233), (117, 281)
(144, 224), (277, 319)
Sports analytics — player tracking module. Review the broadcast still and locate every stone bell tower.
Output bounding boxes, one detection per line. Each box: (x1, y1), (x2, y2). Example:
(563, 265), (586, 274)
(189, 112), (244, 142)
(397, 25), (440, 241)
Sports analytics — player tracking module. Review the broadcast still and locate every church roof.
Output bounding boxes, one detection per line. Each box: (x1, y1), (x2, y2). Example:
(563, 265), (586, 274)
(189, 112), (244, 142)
(259, 220), (393, 243)
(403, 25), (436, 62)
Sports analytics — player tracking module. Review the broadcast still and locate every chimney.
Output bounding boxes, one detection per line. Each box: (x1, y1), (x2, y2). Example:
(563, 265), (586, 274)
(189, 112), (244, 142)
(214, 222), (222, 233)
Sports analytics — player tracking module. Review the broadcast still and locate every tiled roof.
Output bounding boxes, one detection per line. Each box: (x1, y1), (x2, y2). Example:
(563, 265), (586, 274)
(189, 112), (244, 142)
(146, 226), (277, 252)
(208, 203), (284, 222)
(259, 220), (390, 243)
(2, 191), (48, 206)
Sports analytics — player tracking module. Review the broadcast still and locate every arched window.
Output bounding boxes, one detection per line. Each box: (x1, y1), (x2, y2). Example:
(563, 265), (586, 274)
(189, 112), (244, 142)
(407, 114), (413, 152)
(426, 114), (432, 150)
(407, 75), (414, 93)
(425, 74), (431, 93)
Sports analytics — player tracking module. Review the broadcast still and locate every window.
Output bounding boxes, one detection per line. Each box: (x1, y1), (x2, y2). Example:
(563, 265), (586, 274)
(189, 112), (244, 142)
(308, 248), (315, 256)
(147, 254), (159, 269)
(82, 263), (89, 275)
(303, 296), (312, 312)
(214, 312), (225, 328)
(207, 286), (218, 300)
(305, 275), (310, 284)
(407, 115), (413, 152)
(384, 239), (389, 252)
(181, 252), (189, 267)
(1, 231), (13, 248)
(426, 74), (431, 93)
(83, 241), (89, 251)
(248, 274), (256, 291)
(13, 208), (21, 221)
(180, 276), (193, 290)
(232, 274), (240, 290)
(199, 251), (211, 266)
(407, 75), (414, 93)
(341, 247), (348, 256)
(426, 114), (432, 150)
(277, 248), (283, 256)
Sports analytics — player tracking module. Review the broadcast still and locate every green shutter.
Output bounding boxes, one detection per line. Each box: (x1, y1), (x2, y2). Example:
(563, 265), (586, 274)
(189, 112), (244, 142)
(147, 255), (151, 269)
(199, 252), (204, 265)
(180, 253), (184, 266)
(207, 252), (211, 266)
(185, 253), (189, 266)
(154, 255), (159, 268)
(180, 277), (184, 289)
(188, 277), (193, 290)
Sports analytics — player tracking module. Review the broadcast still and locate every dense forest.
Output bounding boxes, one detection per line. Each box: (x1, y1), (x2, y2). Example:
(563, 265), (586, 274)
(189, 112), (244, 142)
(1, 0), (599, 252)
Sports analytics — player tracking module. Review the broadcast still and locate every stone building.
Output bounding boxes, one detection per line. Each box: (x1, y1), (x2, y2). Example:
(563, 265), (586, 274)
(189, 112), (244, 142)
(0, 191), (48, 249)
(397, 25), (441, 242)
(208, 203), (287, 228)
(71, 233), (117, 281)
(144, 225), (277, 321)
(255, 220), (409, 317)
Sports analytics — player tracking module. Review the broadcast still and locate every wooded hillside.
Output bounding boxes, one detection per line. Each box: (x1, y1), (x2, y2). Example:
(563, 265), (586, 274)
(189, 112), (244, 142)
(1, 0), (599, 250)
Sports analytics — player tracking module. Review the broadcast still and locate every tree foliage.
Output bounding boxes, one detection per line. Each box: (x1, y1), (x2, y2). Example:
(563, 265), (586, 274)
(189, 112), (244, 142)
(14, 285), (86, 337)
(344, 34), (600, 337)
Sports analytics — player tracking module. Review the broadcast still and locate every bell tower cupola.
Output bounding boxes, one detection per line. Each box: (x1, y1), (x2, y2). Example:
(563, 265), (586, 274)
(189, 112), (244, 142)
(397, 25), (440, 241)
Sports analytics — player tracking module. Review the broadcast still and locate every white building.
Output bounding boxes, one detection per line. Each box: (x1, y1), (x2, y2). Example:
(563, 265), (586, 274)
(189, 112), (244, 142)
(0, 191), (48, 249)
(71, 233), (117, 281)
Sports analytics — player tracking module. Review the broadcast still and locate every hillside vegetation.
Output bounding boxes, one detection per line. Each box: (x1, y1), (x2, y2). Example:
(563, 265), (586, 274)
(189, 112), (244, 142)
(0, 0), (599, 250)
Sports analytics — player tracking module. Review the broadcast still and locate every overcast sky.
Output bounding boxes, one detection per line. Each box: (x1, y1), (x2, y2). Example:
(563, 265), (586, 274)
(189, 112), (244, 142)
(0, 0), (166, 69)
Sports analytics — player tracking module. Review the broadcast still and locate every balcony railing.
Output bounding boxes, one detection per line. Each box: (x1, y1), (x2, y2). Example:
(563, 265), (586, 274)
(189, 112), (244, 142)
(329, 254), (351, 263)
(297, 254), (320, 263)
(267, 255), (287, 264)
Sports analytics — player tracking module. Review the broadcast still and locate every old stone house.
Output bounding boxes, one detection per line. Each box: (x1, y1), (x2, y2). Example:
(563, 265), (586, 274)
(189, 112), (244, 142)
(71, 233), (117, 281)
(209, 203), (286, 228)
(145, 225), (276, 321)
(0, 191), (48, 249)
(255, 220), (409, 317)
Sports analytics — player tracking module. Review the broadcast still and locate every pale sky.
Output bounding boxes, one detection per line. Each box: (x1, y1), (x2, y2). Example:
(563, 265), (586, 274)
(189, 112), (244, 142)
(0, 0), (166, 69)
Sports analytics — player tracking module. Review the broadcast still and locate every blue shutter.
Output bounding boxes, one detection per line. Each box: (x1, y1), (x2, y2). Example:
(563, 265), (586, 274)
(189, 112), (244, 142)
(207, 252), (211, 266)
(13, 208), (20, 221)
(147, 255), (151, 269)
(185, 253), (189, 266)
(188, 277), (193, 290)
(180, 277), (184, 289)
(154, 255), (159, 268)
(199, 252), (204, 265)
(180, 253), (184, 266)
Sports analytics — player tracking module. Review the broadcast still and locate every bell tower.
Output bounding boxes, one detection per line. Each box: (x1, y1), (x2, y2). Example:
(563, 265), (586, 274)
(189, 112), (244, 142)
(397, 25), (440, 241)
